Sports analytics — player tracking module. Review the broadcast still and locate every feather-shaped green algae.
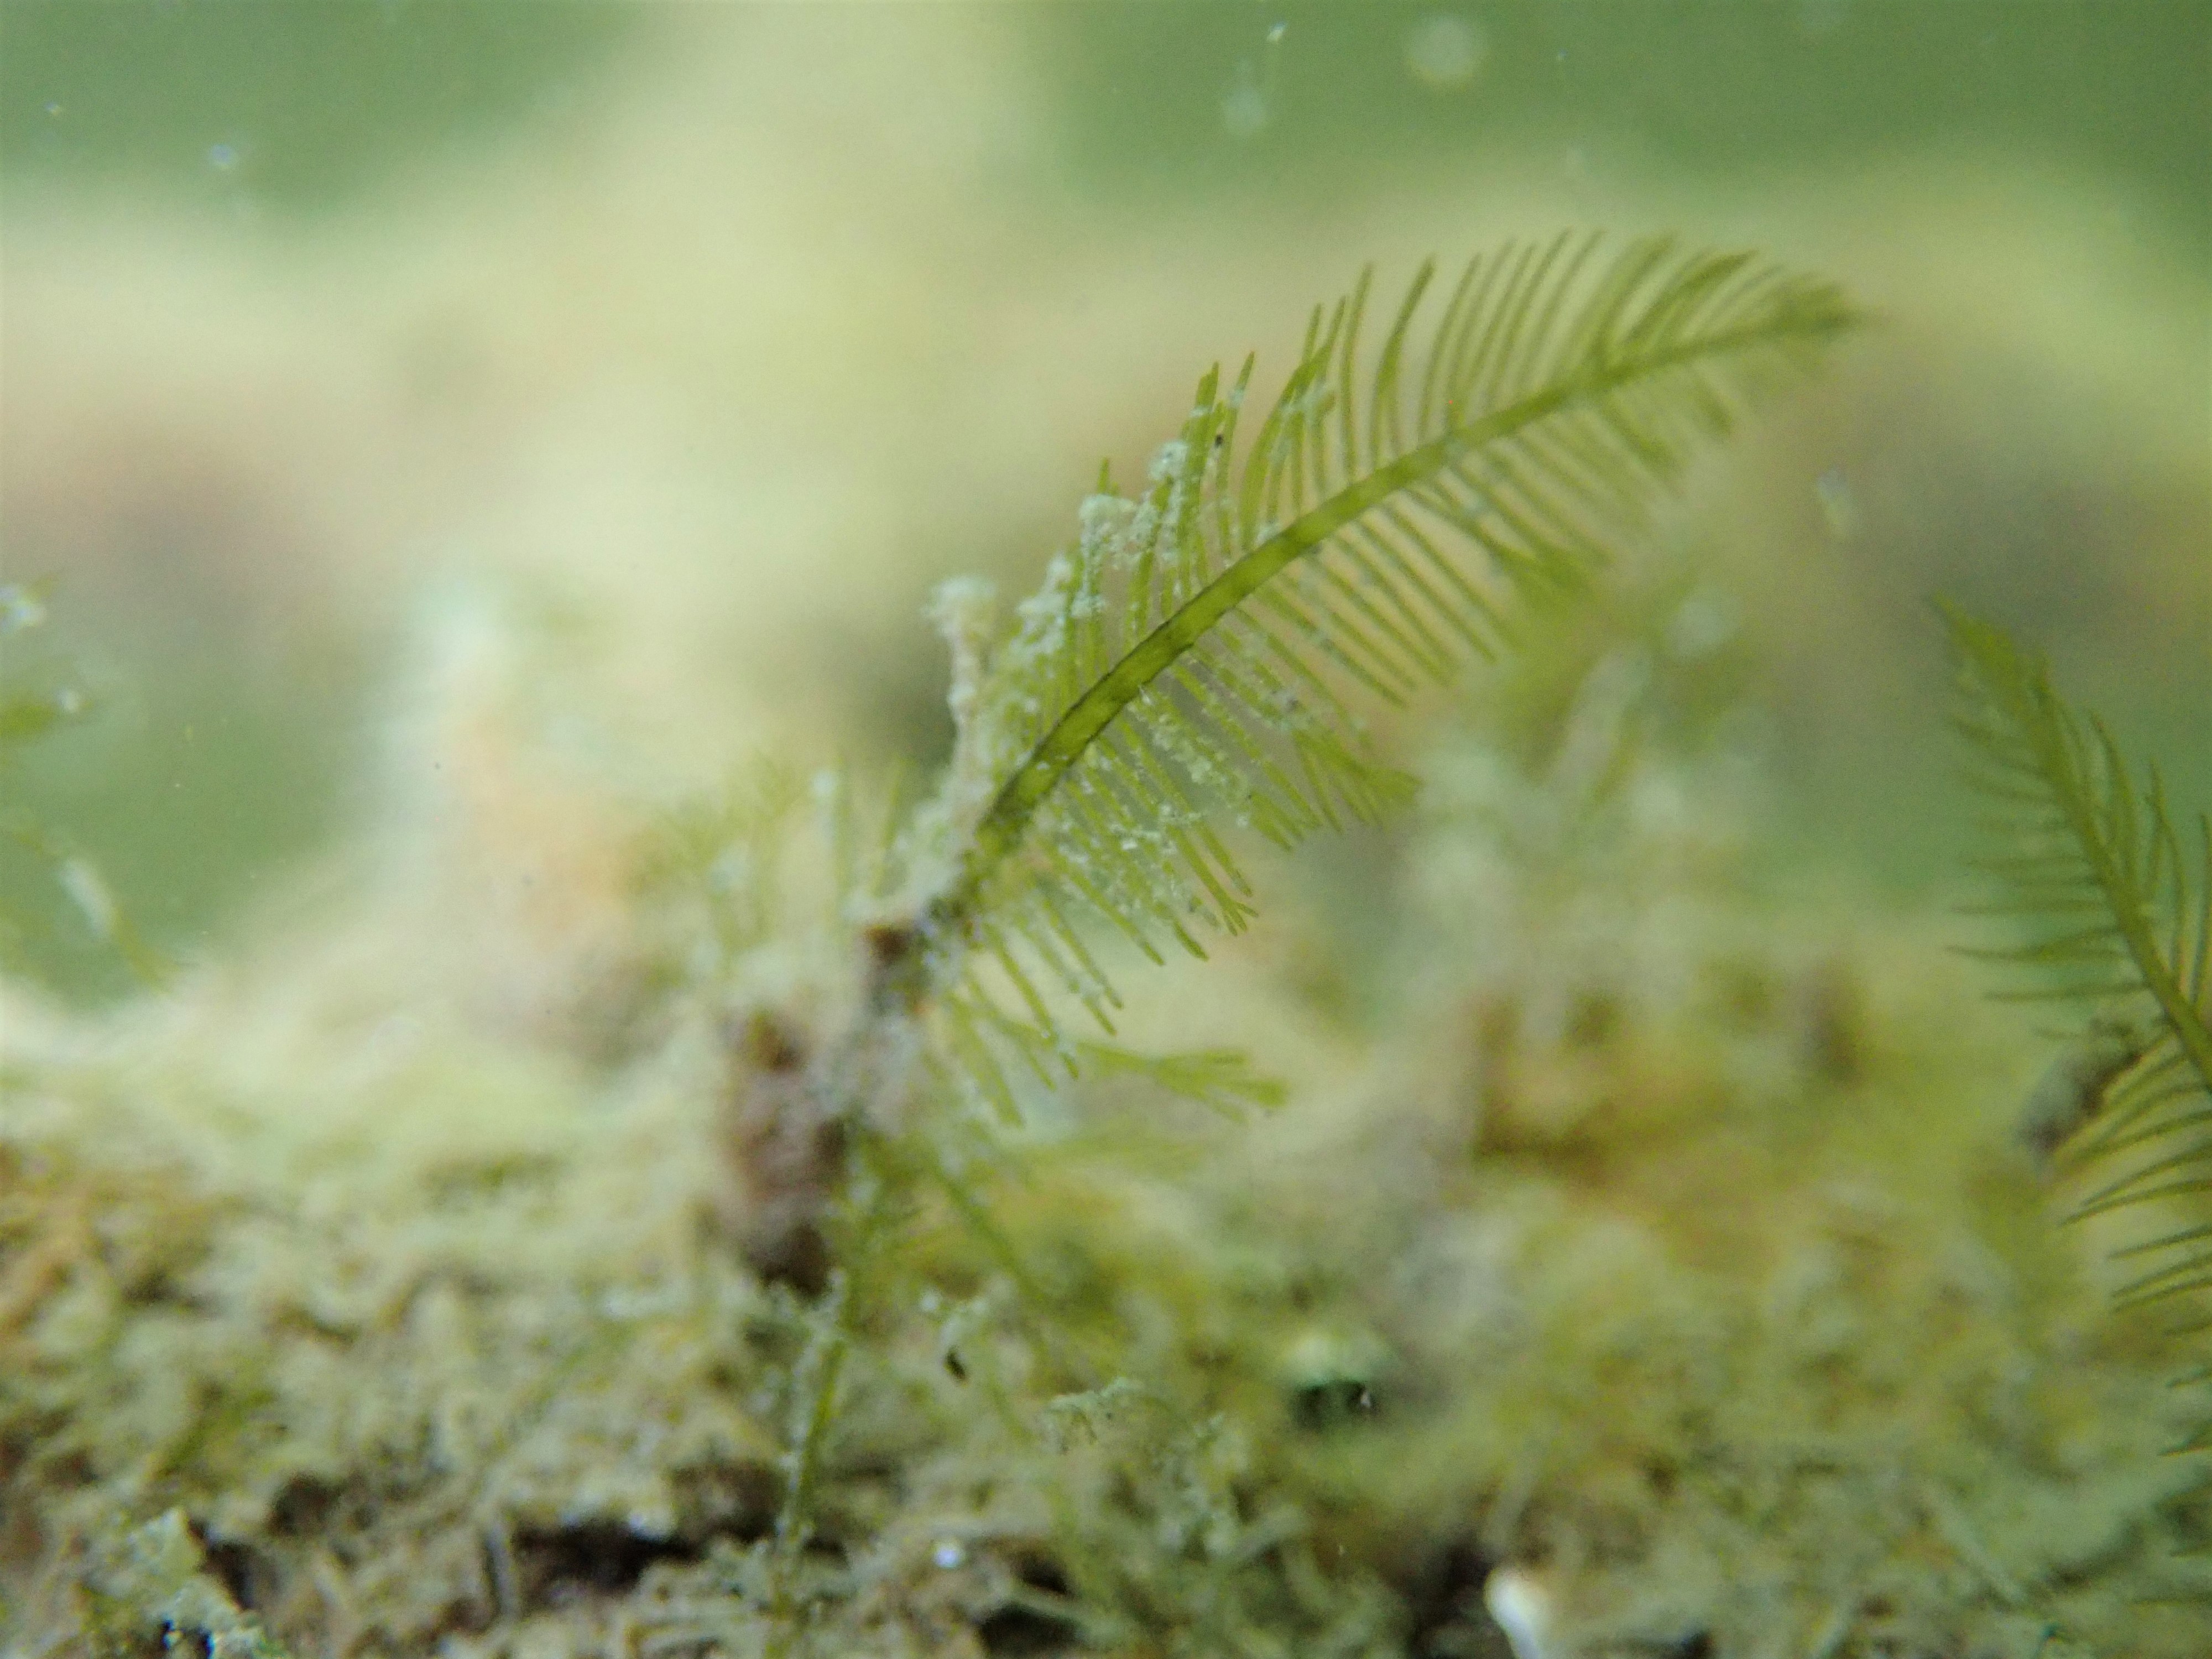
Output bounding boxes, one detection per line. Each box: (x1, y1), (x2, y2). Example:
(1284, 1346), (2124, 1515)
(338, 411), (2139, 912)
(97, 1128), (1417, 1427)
(901, 237), (1855, 1113)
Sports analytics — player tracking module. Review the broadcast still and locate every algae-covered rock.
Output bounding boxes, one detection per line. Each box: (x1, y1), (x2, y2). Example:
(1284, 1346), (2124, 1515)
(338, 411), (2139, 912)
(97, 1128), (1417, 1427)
(6, 577), (2206, 1656)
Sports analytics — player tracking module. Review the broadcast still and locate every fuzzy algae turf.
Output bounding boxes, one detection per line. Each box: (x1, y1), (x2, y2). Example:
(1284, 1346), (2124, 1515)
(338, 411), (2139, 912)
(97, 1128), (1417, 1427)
(3, 588), (2208, 1657)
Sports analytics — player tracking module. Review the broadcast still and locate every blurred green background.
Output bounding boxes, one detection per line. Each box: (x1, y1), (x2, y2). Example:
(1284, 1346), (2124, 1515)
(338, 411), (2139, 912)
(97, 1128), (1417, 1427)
(6, 5), (2206, 241)
(2, 1), (2206, 998)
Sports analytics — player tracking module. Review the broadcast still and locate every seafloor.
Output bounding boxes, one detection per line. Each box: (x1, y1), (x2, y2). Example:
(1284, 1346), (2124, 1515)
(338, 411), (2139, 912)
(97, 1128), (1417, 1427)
(7, 573), (2210, 1655)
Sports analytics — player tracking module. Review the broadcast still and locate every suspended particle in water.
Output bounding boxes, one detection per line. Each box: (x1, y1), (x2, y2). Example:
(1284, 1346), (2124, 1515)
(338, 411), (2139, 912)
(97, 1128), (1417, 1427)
(58, 858), (119, 941)
(1664, 589), (1739, 662)
(1407, 13), (1488, 90)
(0, 584), (48, 633)
(932, 1539), (966, 1571)
(1221, 58), (1269, 138)
(208, 142), (241, 172)
(1814, 467), (1858, 540)
(1222, 18), (1287, 139)
(1798, 0), (1851, 38)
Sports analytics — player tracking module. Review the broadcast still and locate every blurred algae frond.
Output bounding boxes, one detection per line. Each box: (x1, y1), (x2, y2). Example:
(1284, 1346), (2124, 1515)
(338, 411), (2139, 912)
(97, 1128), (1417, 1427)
(1948, 609), (2212, 1453)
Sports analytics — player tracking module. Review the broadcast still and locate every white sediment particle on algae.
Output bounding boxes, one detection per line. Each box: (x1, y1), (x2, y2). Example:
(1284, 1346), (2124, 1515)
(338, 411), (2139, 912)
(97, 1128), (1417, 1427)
(924, 576), (1004, 828)
(1078, 491), (1133, 544)
(928, 576), (998, 697)
(1153, 445), (1198, 568)
(1123, 503), (1162, 567)
(1068, 491), (1145, 587)
(1010, 553), (1078, 653)
(1136, 685), (1241, 812)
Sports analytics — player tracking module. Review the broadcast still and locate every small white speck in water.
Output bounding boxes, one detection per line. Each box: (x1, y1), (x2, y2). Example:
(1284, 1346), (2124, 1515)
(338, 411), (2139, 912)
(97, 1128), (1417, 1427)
(932, 1540), (966, 1571)
(1798, 0), (1852, 38)
(1815, 467), (1859, 540)
(1224, 18), (1288, 139)
(1407, 14), (1488, 89)
(1222, 65), (1269, 138)
(58, 858), (118, 940)
(1665, 591), (1739, 661)
(1, 587), (48, 632)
